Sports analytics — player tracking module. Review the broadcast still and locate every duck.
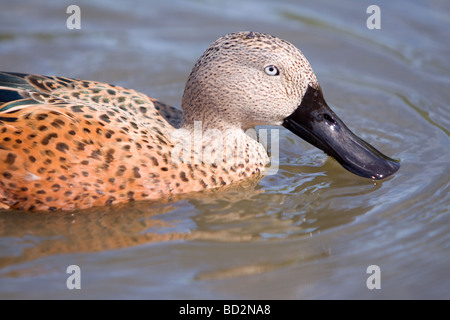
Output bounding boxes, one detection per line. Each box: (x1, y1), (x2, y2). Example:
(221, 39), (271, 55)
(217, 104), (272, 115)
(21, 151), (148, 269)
(0, 31), (399, 211)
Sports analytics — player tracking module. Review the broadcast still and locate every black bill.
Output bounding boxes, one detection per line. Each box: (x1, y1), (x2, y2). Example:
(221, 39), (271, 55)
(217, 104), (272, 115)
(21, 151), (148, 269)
(282, 85), (400, 180)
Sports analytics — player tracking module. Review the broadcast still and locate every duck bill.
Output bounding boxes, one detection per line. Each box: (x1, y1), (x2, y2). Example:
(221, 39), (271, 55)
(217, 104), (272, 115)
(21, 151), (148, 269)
(282, 85), (400, 180)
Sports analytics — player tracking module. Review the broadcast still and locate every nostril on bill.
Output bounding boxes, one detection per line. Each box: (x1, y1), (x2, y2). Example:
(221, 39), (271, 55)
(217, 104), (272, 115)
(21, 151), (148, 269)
(323, 113), (336, 125)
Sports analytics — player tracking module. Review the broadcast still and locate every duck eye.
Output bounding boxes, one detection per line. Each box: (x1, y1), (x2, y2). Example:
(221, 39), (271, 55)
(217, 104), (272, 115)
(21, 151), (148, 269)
(264, 65), (279, 76)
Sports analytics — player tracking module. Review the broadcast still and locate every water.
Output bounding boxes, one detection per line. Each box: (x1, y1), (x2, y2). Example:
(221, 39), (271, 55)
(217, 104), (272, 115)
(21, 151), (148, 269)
(0, 0), (449, 299)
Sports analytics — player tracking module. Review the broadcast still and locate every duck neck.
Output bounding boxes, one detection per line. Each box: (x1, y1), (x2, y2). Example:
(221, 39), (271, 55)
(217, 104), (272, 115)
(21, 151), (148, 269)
(179, 91), (270, 168)
(174, 119), (269, 169)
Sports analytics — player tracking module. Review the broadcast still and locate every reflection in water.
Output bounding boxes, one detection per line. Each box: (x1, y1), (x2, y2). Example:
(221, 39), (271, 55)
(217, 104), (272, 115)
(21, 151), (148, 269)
(0, 201), (185, 274)
(0, 168), (379, 276)
(0, 177), (260, 272)
(194, 257), (300, 280)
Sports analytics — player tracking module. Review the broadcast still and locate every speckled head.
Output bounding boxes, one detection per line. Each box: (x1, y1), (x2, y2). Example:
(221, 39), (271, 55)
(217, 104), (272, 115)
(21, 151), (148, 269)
(181, 31), (400, 179)
(182, 31), (318, 130)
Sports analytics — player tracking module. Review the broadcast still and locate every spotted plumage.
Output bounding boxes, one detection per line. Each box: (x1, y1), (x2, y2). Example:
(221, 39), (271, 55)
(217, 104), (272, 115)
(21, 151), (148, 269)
(0, 78), (261, 211)
(0, 32), (399, 211)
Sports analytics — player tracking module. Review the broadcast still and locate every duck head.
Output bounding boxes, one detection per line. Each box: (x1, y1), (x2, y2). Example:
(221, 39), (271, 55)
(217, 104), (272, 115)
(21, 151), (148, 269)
(181, 31), (400, 179)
